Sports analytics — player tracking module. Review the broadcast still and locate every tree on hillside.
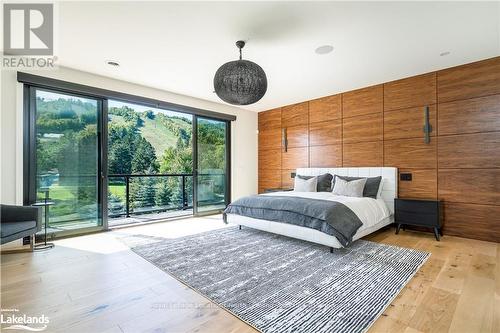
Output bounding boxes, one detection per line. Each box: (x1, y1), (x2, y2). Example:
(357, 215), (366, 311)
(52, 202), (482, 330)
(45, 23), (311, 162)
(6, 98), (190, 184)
(131, 166), (157, 209)
(155, 179), (173, 207)
(109, 105), (143, 127)
(107, 124), (139, 174)
(159, 145), (192, 174)
(197, 121), (226, 171)
(108, 143), (133, 174)
(132, 137), (159, 173)
(108, 123), (139, 174)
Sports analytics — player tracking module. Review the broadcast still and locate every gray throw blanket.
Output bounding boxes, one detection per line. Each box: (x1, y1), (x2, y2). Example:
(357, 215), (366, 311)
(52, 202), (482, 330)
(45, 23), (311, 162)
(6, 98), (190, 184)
(223, 195), (363, 246)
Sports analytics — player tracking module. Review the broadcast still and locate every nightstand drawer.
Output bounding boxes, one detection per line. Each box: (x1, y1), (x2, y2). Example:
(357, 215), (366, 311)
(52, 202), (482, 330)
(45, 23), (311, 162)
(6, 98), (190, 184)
(395, 199), (439, 215)
(394, 198), (443, 241)
(395, 211), (438, 227)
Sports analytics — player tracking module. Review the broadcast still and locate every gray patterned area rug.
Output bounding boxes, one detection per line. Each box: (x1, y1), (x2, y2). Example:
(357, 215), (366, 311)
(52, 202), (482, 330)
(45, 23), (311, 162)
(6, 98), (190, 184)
(121, 226), (429, 333)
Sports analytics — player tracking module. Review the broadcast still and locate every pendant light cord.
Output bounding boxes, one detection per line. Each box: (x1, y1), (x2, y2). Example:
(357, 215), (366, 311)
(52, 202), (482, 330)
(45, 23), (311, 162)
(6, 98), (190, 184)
(236, 40), (245, 60)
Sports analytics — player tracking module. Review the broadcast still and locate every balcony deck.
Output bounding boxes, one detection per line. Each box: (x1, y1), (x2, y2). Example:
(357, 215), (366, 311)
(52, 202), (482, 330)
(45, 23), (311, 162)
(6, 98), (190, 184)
(109, 209), (193, 227)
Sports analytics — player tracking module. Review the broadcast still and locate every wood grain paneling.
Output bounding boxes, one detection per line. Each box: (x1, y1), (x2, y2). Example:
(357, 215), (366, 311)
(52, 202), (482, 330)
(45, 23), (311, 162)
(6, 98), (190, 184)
(384, 138), (437, 169)
(309, 121), (342, 146)
(258, 149), (281, 170)
(282, 147), (309, 170)
(438, 169), (500, 205)
(258, 169), (281, 193)
(309, 94), (341, 123)
(286, 125), (308, 148)
(398, 169), (437, 199)
(258, 128), (281, 150)
(258, 108), (281, 130)
(343, 113), (383, 144)
(282, 102), (308, 127)
(438, 95), (500, 135)
(310, 144), (342, 167)
(384, 73), (436, 111)
(438, 132), (500, 169)
(281, 169), (295, 188)
(343, 141), (383, 167)
(257, 56), (500, 242)
(384, 105), (437, 140)
(443, 202), (500, 243)
(342, 85), (383, 118)
(438, 57), (500, 103)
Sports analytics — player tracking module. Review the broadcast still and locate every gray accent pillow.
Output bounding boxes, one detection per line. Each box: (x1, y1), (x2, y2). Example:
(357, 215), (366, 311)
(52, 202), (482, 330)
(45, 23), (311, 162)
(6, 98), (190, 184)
(332, 178), (367, 197)
(294, 176), (318, 192)
(297, 173), (333, 192)
(331, 175), (382, 199)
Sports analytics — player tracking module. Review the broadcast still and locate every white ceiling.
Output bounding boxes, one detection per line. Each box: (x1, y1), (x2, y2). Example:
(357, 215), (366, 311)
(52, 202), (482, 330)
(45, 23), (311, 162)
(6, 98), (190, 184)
(57, 1), (500, 112)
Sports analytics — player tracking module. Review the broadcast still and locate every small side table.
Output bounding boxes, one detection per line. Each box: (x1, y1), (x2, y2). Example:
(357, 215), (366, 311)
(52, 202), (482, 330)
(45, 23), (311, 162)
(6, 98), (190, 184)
(394, 198), (443, 241)
(32, 200), (55, 251)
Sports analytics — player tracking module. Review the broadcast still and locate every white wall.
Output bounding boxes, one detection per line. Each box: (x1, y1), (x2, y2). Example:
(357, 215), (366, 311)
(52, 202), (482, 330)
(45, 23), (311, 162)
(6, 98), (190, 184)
(0, 67), (258, 207)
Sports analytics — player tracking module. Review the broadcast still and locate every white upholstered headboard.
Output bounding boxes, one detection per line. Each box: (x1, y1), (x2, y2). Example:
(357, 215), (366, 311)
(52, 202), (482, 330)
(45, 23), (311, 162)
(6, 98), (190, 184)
(296, 167), (398, 214)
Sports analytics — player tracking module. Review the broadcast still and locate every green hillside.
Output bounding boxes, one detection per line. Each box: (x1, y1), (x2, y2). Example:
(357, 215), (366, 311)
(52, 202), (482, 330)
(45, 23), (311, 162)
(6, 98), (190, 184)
(109, 108), (192, 158)
(140, 116), (189, 157)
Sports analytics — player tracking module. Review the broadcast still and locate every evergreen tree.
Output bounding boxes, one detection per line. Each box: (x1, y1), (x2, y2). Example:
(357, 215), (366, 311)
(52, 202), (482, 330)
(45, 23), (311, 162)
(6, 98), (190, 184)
(131, 167), (157, 209)
(155, 180), (172, 207)
(132, 137), (159, 173)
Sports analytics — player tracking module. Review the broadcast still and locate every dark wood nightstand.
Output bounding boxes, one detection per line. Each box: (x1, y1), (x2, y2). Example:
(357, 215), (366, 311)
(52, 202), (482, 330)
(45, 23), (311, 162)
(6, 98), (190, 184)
(394, 198), (443, 241)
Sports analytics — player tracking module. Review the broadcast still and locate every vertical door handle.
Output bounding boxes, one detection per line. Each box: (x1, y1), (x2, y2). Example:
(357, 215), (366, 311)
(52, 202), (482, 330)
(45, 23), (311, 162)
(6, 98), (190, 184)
(423, 106), (432, 144)
(282, 128), (288, 152)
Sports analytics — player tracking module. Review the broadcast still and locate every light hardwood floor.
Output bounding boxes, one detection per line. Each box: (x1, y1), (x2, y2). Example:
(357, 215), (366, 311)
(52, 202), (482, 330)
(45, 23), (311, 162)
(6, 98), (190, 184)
(1, 215), (498, 333)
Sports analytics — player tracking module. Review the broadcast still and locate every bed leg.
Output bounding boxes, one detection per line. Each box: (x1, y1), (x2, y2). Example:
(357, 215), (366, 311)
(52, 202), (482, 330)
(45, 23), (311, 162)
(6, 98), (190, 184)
(239, 225), (242, 230)
(330, 247), (333, 253)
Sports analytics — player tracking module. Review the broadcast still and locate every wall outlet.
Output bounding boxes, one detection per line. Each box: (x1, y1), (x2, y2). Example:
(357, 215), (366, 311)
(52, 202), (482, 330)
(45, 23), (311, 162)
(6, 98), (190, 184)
(400, 173), (412, 181)
(291, 172), (296, 178)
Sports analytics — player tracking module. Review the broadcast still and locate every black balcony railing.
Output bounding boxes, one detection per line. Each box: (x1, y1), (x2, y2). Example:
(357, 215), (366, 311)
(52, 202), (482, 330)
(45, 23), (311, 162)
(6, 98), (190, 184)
(35, 172), (225, 223)
(108, 173), (194, 218)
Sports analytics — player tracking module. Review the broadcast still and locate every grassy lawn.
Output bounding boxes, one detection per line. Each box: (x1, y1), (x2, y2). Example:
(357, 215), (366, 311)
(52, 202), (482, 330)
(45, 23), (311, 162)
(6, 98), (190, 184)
(41, 184), (75, 201)
(43, 183), (126, 203)
(109, 184), (126, 201)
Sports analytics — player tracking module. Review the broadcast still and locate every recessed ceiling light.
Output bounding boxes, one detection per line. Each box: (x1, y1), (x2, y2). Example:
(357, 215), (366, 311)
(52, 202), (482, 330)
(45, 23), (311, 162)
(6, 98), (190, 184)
(315, 45), (334, 55)
(439, 51), (450, 57)
(106, 60), (120, 67)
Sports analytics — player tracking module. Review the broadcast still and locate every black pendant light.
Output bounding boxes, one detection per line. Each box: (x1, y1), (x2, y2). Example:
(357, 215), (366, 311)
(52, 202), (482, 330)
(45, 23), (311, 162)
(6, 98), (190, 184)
(214, 40), (267, 105)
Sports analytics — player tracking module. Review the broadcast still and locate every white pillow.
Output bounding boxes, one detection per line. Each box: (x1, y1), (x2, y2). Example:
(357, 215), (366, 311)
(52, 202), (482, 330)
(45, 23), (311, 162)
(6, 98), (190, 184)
(332, 177), (367, 197)
(294, 176), (318, 192)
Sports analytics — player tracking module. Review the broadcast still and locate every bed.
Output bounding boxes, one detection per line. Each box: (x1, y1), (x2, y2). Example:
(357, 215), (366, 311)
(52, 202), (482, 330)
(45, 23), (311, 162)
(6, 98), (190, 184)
(224, 167), (398, 249)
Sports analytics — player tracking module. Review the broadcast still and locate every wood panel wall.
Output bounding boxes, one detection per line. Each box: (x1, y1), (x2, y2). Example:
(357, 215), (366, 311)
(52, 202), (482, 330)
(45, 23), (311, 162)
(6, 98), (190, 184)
(258, 56), (500, 243)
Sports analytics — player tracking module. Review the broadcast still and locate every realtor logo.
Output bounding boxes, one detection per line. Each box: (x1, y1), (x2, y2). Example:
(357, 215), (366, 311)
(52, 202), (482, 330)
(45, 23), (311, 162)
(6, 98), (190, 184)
(1, 308), (49, 331)
(3, 3), (53, 56)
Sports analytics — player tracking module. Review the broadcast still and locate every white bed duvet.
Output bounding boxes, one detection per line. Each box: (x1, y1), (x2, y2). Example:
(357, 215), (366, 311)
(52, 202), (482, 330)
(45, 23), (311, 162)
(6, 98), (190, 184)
(225, 191), (392, 248)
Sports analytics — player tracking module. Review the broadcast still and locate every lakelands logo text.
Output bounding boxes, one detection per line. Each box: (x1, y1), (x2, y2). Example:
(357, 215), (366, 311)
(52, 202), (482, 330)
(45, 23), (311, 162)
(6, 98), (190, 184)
(1, 309), (49, 331)
(2, 3), (57, 69)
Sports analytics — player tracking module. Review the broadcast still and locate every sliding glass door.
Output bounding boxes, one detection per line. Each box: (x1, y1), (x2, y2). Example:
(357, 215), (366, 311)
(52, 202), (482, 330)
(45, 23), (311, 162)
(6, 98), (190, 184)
(194, 117), (230, 214)
(23, 76), (233, 236)
(26, 88), (103, 236)
(106, 100), (193, 226)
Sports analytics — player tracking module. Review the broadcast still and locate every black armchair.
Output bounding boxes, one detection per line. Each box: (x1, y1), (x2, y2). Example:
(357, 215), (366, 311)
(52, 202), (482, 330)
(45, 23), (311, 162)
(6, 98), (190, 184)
(1, 204), (42, 246)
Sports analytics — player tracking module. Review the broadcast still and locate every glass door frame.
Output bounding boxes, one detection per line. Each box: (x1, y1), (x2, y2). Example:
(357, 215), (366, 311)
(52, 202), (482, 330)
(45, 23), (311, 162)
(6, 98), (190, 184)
(20, 72), (235, 236)
(23, 85), (108, 237)
(192, 115), (231, 216)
